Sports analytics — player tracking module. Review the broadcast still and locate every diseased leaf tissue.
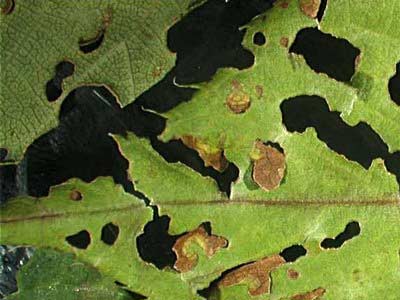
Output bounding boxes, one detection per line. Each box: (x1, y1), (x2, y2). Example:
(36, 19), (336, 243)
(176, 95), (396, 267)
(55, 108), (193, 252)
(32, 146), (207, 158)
(1, 0), (400, 300)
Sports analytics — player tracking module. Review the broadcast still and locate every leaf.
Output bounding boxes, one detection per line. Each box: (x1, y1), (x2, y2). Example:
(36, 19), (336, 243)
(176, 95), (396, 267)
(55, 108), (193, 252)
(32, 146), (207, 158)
(6, 248), (136, 300)
(0, 177), (202, 300)
(0, 0), (192, 161)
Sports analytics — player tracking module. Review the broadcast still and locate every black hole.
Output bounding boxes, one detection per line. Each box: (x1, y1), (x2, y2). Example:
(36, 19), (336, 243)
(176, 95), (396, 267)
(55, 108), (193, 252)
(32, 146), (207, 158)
(280, 95), (389, 169)
(150, 138), (239, 197)
(136, 215), (181, 269)
(388, 62), (400, 106)
(0, 163), (17, 203)
(0, 148), (8, 162)
(253, 32), (266, 46)
(289, 27), (360, 82)
(24, 85), (132, 198)
(321, 221), (361, 249)
(46, 61), (75, 102)
(101, 222), (120, 245)
(114, 281), (147, 300)
(46, 79), (62, 102)
(279, 244), (307, 262)
(79, 30), (105, 54)
(316, 0), (327, 22)
(66, 230), (91, 249)
(385, 152), (400, 187)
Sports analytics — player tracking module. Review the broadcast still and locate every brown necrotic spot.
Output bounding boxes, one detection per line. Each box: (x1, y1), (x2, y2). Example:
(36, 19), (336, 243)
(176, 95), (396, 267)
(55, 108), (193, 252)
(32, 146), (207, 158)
(69, 190), (82, 201)
(218, 255), (285, 296)
(1, 0), (15, 15)
(173, 222), (228, 272)
(287, 268), (299, 280)
(226, 80), (251, 113)
(299, 0), (321, 18)
(253, 32), (266, 46)
(101, 222), (120, 245)
(252, 140), (286, 191)
(46, 61), (75, 102)
(291, 287), (326, 300)
(180, 135), (228, 172)
(255, 85), (263, 98)
(321, 221), (360, 249)
(66, 230), (91, 249)
(280, 37), (289, 48)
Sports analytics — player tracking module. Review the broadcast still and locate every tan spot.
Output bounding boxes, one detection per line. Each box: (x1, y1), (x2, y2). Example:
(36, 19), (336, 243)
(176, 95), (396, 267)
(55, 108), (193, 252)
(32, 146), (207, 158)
(173, 224), (228, 273)
(280, 37), (289, 48)
(219, 255), (285, 296)
(255, 85), (264, 98)
(287, 268), (299, 279)
(299, 0), (321, 18)
(226, 80), (251, 113)
(69, 190), (83, 201)
(252, 141), (286, 191)
(291, 287), (326, 300)
(279, 1), (289, 8)
(152, 66), (163, 78)
(180, 135), (228, 172)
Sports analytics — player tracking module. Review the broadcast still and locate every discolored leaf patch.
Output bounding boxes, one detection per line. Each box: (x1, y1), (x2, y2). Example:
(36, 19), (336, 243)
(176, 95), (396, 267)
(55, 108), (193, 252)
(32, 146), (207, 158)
(252, 141), (286, 191)
(291, 287), (326, 300)
(299, 0), (321, 18)
(226, 80), (251, 114)
(180, 135), (228, 172)
(218, 254), (285, 296)
(173, 223), (228, 272)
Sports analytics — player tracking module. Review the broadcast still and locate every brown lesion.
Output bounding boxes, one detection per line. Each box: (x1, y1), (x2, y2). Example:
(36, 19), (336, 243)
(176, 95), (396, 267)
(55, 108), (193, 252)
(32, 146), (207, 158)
(218, 255), (286, 296)
(173, 223), (228, 272)
(291, 287), (326, 300)
(280, 37), (289, 48)
(1, 0), (15, 15)
(287, 268), (299, 279)
(226, 79), (251, 114)
(299, 0), (321, 18)
(69, 190), (83, 201)
(252, 140), (286, 191)
(180, 135), (228, 172)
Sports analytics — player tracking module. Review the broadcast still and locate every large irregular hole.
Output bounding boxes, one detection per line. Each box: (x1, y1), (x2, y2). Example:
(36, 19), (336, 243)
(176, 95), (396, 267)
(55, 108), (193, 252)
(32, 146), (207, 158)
(101, 222), (120, 245)
(279, 244), (307, 262)
(280, 95), (389, 169)
(46, 61), (75, 102)
(24, 85), (132, 197)
(136, 215), (181, 269)
(388, 62), (400, 106)
(321, 221), (361, 249)
(150, 138), (239, 197)
(290, 27), (360, 82)
(65, 230), (91, 249)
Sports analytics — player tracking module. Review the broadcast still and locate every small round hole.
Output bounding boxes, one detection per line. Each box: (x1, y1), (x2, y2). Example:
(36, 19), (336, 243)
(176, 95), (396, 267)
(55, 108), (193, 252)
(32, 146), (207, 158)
(253, 32), (266, 46)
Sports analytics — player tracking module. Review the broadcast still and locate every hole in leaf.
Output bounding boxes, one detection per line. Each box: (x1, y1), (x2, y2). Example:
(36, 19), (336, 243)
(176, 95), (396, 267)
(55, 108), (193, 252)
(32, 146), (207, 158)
(1, 0), (15, 15)
(0, 148), (8, 162)
(280, 95), (389, 169)
(388, 62), (400, 106)
(114, 281), (147, 300)
(69, 190), (82, 201)
(253, 32), (266, 46)
(46, 61), (75, 102)
(290, 27), (360, 82)
(321, 221), (361, 249)
(279, 244), (307, 262)
(66, 230), (91, 249)
(150, 138), (239, 197)
(136, 215), (181, 269)
(101, 222), (120, 245)
(0, 163), (17, 203)
(317, 0), (327, 22)
(79, 30), (105, 54)
(385, 152), (400, 187)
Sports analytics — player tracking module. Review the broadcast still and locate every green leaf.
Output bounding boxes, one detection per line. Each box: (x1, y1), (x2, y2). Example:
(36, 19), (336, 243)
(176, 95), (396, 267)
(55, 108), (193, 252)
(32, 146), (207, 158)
(6, 248), (135, 300)
(0, 0), (192, 161)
